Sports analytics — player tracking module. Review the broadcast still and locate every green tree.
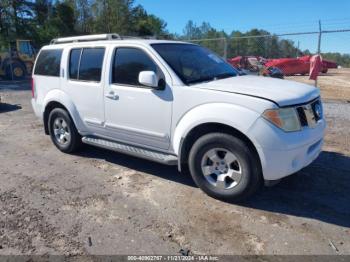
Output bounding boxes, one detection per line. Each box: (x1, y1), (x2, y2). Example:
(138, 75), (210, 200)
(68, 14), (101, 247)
(34, 1), (76, 45)
(92, 0), (134, 34)
(131, 5), (167, 36)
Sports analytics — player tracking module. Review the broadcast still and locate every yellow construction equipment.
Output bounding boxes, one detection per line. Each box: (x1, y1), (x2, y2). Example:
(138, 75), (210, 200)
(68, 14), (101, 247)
(0, 40), (36, 80)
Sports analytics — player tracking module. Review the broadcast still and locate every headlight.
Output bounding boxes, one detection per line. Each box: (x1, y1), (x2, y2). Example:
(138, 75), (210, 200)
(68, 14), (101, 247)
(262, 107), (301, 132)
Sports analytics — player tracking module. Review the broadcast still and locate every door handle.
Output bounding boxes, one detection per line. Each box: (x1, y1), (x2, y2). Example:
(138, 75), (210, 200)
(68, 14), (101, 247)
(105, 92), (119, 100)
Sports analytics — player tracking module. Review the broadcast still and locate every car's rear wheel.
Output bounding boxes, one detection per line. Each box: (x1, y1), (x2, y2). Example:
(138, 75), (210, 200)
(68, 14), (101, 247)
(188, 133), (262, 202)
(5, 61), (26, 80)
(48, 108), (82, 153)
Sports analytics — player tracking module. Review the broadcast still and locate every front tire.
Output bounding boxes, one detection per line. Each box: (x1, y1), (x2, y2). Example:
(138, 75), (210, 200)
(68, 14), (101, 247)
(48, 108), (82, 153)
(188, 133), (262, 202)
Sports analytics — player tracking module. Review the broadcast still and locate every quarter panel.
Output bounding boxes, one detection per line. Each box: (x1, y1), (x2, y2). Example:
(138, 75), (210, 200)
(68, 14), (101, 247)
(43, 89), (88, 134)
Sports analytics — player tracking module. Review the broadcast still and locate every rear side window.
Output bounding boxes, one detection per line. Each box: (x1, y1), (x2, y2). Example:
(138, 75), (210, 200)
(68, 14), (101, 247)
(34, 49), (62, 76)
(69, 49), (81, 79)
(69, 48), (105, 82)
(79, 48), (105, 82)
(112, 48), (157, 86)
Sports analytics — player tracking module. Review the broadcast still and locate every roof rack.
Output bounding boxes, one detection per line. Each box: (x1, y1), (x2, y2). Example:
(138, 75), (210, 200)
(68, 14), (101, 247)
(50, 34), (122, 45)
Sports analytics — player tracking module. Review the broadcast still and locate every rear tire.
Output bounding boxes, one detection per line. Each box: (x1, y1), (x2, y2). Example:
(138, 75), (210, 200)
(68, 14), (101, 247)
(188, 133), (262, 202)
(48, 108), (82, 153)
(5, 61), (26, 80)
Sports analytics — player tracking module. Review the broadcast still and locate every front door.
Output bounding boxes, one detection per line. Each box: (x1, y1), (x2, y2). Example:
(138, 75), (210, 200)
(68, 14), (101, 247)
(104, 47), (173, 150)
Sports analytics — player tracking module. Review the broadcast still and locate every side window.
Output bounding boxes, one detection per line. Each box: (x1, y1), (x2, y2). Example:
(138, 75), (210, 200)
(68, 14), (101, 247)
(69, 48), (81, 79)
(112, 48), (157, 86)
(79, 48), (105, 82)
(69, 48), (105, 82)
(34, 49), (63, 76)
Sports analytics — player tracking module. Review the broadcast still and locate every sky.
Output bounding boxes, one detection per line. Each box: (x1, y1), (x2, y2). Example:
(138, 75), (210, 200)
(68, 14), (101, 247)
(136, 0), (350, 54)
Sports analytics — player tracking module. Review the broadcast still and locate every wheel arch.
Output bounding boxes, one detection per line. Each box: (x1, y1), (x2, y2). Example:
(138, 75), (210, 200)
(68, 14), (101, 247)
(173, 102), (263, 159)
(177, 122), (262, 173)
(43, 90), (86, 135)
(43, 101), (69, 134)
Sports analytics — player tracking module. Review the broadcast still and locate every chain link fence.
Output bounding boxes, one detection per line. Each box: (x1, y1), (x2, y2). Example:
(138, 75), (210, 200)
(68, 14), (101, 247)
(1, 29), (349, 87)
(188, 29), (350, 87)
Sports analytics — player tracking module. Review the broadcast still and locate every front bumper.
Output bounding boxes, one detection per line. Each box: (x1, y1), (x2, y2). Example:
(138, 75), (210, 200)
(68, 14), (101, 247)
(248, 117), (326, 181)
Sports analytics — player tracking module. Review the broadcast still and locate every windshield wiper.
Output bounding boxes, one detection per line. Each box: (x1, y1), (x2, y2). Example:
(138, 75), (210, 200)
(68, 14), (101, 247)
(186, 72), (236, 85)
(186, 76), (215, 85)
(214, 72), (236, 80)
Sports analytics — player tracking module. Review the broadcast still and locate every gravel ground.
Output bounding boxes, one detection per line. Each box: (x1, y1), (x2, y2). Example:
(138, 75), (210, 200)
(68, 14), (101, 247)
(0, 85), (349, 256)
(287, 68), (350, 102)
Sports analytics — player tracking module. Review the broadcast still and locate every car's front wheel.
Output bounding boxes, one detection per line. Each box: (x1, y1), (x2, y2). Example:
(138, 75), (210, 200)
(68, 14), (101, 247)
(48, 108), (82, 153)
(188, 133), (262, 202)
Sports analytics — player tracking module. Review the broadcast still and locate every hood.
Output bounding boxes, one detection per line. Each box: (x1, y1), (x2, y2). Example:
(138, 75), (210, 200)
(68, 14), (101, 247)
(195, 75), (320, 107)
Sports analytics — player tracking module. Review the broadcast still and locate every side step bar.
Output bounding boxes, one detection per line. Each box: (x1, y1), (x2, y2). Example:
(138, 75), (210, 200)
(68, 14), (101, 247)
(82, 136), (178, 165)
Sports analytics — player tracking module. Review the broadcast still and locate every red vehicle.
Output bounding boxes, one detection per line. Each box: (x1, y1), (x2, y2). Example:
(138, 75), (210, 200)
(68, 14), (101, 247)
(265, 55), (337, 76)
(322, 59), (338, 69)
(228, 56), (284, 79)
(227, 56), (261, 72)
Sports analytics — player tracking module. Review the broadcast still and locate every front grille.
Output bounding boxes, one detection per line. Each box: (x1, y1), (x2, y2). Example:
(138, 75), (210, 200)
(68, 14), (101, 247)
(296, 99), (322, 128)
(296, 107), (308, 127)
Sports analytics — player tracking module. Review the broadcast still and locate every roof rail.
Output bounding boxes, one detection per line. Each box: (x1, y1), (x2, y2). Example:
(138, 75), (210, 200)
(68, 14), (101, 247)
(50, 34), (122, 45)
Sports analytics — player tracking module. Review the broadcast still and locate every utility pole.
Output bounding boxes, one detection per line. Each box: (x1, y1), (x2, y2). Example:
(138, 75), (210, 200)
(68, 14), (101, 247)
(297, 41), (300, 58)
(317, 20), (322, 55)
(316, 20), (322, 87)
(223, 37), (228, 60)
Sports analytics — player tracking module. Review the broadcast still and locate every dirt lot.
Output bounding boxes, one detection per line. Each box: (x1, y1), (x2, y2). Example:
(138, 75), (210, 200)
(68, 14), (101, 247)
(0, 76), (349, 256)
(287, 68), (350, 102)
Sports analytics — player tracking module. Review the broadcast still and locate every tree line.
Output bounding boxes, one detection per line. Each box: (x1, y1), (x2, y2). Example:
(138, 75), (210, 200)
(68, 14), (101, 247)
(182, 20), (350, 67)
(0, 1), (349, 66)
(0, 0), (168, 47)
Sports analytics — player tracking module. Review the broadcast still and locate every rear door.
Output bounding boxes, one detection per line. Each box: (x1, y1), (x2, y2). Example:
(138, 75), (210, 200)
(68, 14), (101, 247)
(61, 46), (106, 133)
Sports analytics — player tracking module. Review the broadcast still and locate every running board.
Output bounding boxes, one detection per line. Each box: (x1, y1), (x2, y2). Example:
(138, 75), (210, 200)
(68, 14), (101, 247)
(82, 136), (178, 165)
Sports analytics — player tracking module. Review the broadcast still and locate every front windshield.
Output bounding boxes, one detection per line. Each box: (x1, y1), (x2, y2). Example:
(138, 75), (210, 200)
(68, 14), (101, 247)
(151, 43), (238, 85)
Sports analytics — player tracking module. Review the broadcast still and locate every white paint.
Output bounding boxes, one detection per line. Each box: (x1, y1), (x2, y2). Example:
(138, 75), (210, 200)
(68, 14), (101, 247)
(31, 39), (326, 180)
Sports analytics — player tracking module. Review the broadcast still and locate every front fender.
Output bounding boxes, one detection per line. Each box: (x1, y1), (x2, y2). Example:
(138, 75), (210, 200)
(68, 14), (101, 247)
(172, 103), (261, 155)
(43, 89), (87, 133)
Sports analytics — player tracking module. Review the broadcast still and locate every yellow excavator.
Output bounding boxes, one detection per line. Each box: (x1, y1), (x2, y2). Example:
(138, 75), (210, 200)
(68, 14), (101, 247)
(0, 40), (36, 80)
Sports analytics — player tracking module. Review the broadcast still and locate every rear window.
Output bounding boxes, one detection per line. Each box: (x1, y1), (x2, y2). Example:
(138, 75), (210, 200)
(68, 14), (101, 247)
(34, 49), (63, 76)
(69, 48), (105, 82)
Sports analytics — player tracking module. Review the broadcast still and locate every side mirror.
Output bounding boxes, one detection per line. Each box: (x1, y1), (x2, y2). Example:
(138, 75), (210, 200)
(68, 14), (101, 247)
(139, 71), (158, 88)
(138, 71), (165, 90)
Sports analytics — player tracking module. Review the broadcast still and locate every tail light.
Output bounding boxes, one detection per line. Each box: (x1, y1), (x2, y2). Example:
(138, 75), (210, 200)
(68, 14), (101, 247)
(31, 77), (35, 98)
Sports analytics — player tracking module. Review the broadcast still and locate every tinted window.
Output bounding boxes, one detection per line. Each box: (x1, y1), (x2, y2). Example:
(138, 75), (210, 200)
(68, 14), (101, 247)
(78, 48), (105, 82)
(69, 48), (81, 79)
(152, 44), (237, 85)
(112, 48), (157, 86)
(34, 49), (62, 76)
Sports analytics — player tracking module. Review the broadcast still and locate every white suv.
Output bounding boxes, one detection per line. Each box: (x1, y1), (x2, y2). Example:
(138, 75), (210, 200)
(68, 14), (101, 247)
(31, 34), (326, 201)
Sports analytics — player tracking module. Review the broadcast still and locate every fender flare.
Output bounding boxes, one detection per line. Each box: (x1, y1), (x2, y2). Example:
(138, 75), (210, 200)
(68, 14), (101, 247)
(42, 89), (87, 134)
(172, 103), (262, 163)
